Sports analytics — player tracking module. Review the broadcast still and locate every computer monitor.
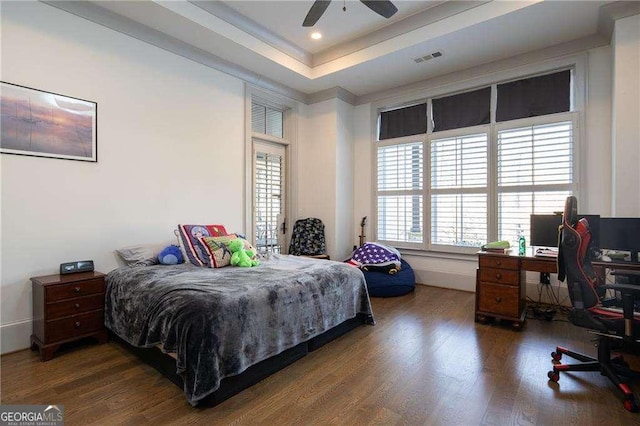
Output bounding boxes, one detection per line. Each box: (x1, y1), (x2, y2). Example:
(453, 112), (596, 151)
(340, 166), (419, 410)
(599, 218), (640, 263)
(530, 214), (600, 250)
(530, 214), (562, 248)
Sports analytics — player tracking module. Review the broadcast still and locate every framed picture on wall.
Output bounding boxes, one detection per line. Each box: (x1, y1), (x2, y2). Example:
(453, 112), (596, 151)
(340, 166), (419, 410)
(0, 81), (97, 162)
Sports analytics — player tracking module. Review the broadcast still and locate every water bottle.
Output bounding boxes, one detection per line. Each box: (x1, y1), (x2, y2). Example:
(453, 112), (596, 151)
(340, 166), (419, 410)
(518, 228), (526, 256)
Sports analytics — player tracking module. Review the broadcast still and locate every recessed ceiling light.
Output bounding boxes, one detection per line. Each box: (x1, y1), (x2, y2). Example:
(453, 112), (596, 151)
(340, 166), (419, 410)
(311, 32), (322, 40)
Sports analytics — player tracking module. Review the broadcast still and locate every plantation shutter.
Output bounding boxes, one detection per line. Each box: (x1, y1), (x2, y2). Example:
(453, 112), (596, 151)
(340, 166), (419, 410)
(497, 121), (574, 245)
(377, 141), (424, 244)
(254, 143), (285, 253)
(430, 133), (488, 246)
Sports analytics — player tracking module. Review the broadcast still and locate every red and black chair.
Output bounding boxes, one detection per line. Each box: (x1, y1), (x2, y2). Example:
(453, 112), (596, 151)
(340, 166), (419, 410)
(548, 196), (640, 412)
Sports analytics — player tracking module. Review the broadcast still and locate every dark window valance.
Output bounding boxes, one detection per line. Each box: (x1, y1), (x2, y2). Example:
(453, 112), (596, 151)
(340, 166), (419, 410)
(432, 87), (491, 132)
(379, 103), (427, 140)
(496, 70), (570, 122)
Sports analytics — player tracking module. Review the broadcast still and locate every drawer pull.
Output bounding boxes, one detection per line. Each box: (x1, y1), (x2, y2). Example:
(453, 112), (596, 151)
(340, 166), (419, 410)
(74, 321), (81, 328)
(495, 261), (501, 266)
(74, 303), (80, 309)
(74, 287), (81, 293)
(495, 297), (502, 303)
(495, 273), (502, 280)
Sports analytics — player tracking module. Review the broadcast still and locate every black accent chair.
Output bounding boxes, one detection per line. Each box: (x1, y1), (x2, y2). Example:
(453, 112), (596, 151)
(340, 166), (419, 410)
(288, 218), (330, 260)
(548, 196), (640, 412)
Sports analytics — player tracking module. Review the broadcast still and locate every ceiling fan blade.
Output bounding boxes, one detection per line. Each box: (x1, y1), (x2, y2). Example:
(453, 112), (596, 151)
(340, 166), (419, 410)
(303, 0), (332, 27)
(360, 0), (398, 19)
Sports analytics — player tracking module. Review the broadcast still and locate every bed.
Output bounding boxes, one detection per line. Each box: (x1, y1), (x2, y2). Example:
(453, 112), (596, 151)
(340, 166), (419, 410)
(104, 254), (374, 406)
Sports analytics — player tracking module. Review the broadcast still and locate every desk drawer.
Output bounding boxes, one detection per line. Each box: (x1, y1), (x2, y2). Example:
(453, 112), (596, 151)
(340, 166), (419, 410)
(479, 267), (520, 286)
(479, 255), (519, 270)
(478, 283), (520, 317)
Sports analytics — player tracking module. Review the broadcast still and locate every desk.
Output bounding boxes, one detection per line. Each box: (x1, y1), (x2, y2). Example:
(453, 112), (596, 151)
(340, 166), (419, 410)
(475, 250), (640, 330)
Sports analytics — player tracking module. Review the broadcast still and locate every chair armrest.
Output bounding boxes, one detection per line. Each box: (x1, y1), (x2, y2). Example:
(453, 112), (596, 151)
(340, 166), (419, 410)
(602, 283), (640, 294)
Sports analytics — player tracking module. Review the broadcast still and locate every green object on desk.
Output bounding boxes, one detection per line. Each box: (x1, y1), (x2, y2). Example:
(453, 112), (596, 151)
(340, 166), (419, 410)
(482, 240), (510, 250)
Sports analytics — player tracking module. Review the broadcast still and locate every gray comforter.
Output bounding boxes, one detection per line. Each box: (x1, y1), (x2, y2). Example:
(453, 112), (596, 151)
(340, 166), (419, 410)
(104, 254), (374, 405)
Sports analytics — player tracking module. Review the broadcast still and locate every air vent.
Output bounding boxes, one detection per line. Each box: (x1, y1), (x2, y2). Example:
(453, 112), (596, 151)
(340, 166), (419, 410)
(412, 50), (443, 64)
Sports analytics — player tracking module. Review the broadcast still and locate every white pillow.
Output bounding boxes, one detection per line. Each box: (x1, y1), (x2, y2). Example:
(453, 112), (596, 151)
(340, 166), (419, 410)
(116, 241), (174, 266)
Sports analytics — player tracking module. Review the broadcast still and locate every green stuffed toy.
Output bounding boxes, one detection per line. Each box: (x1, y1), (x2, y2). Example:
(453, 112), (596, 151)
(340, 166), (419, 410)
(228, 239), (260, 267)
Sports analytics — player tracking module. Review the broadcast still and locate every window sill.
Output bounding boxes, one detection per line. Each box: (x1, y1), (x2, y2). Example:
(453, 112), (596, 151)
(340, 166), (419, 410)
(398, 248), (478, 262)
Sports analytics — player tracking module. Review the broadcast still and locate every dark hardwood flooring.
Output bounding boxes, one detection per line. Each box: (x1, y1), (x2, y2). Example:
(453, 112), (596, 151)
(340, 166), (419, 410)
(2, 285), (640, 425)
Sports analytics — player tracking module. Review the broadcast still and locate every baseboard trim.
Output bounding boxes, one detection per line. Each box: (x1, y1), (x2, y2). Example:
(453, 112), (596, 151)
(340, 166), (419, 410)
(413, 269), (475, 292)
(1, 319), (32, 355)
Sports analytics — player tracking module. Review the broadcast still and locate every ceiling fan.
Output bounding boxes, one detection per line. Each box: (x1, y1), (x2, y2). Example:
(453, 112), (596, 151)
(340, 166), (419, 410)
(303, 0), (399, 27)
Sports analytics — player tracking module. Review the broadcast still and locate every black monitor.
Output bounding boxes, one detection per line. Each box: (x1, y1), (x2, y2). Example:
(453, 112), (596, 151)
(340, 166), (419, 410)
(599, 218), (640, 263)
(530, 214), (562, 248)
(530, 214), (600, 250)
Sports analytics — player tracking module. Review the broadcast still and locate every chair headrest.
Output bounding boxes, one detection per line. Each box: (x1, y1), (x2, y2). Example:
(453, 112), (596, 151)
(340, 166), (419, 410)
(563, 196), (578, 227)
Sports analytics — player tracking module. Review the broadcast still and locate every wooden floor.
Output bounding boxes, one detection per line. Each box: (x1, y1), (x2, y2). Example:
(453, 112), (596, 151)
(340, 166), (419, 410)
(3, 285), (640, 425)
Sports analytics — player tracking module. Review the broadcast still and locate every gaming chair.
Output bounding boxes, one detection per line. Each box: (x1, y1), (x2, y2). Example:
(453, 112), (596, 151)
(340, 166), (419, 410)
(548, 196), (640, 412)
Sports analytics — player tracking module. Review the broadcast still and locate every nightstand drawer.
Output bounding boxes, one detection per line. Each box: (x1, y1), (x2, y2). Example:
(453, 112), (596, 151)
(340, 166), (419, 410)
(478, 283), (520, 317)
(479, 267), (520, 286)
(46, 278), (104, 302)
(46, 294), (105, 319)
(479, 255), (519, 270)
(45, 310), (104, 343)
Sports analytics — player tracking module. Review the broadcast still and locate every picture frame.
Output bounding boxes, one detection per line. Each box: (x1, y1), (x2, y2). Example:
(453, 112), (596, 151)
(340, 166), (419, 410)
(0, 81), (97, 162)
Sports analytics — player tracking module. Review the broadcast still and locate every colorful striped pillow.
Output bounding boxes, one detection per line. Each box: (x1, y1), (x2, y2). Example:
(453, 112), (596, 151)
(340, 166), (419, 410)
(176, 224), (228, 266)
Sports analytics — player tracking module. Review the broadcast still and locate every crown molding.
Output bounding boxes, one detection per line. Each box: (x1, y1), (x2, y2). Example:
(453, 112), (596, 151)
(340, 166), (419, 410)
(355, 33), (608, 106)
(598, 1), (640, 41)
(307, 87), (357, 105)
(190, 0), (312, 66)
(312, 1), (487, 66)
(40, 0), (308, 103)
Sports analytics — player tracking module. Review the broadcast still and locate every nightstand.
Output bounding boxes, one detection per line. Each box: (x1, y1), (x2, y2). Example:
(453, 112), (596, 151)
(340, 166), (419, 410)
(30, 271), (108, 361)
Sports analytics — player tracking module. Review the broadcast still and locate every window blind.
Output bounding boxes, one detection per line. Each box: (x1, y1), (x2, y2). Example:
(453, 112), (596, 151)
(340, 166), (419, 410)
(377, 142), (423, 243)
(497, 121), (574, 244)
(379, 103), (427, 140)
(431, 133), (488, 246)
(432, 87), (491, 132)
(496, 70), (570, 122)
(252, 103), (283, 138)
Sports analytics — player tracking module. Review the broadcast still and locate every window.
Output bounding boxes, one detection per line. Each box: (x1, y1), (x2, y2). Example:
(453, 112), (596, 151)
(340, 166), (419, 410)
(374, 68), (577, 252)
(252, 103), (283, 138)
(377, 142), (423, 243)
(431, 133), (488, 247)
(497, 120), (574, 244)
(254, 142), (285, 253)
(246, 90), (296, 254)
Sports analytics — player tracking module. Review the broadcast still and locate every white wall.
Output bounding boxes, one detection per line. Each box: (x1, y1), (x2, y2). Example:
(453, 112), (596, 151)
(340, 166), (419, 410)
(335, 99), (355, 259)
(298, 99), (337, 257)
(352, 45), (617, 291)
(0, 2), (246, 353)
(298, 98), (356, 261)
(611, 14), (640, 216)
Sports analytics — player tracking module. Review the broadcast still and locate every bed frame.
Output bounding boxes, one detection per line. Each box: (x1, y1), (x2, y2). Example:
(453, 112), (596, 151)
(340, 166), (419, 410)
(114, 313), (368, 407)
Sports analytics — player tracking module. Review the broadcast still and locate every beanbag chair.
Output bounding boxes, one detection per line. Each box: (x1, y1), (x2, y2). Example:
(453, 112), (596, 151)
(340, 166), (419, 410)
(363, 259), (416, 297)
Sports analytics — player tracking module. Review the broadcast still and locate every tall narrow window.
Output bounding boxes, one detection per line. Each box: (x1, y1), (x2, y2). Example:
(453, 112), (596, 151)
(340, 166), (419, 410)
(497, 120), (574, 244)
(254, 142), (285, 253)
(377, 141), (424, 244)
(431, 133), (488, 247)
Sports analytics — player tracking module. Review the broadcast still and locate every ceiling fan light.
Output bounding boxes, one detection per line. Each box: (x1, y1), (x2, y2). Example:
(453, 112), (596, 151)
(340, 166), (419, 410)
(311, 32), (322, 40)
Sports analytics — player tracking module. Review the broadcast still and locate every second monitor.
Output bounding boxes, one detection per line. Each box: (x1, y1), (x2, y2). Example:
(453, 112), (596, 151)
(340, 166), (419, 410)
(530, 214), (600, 250)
